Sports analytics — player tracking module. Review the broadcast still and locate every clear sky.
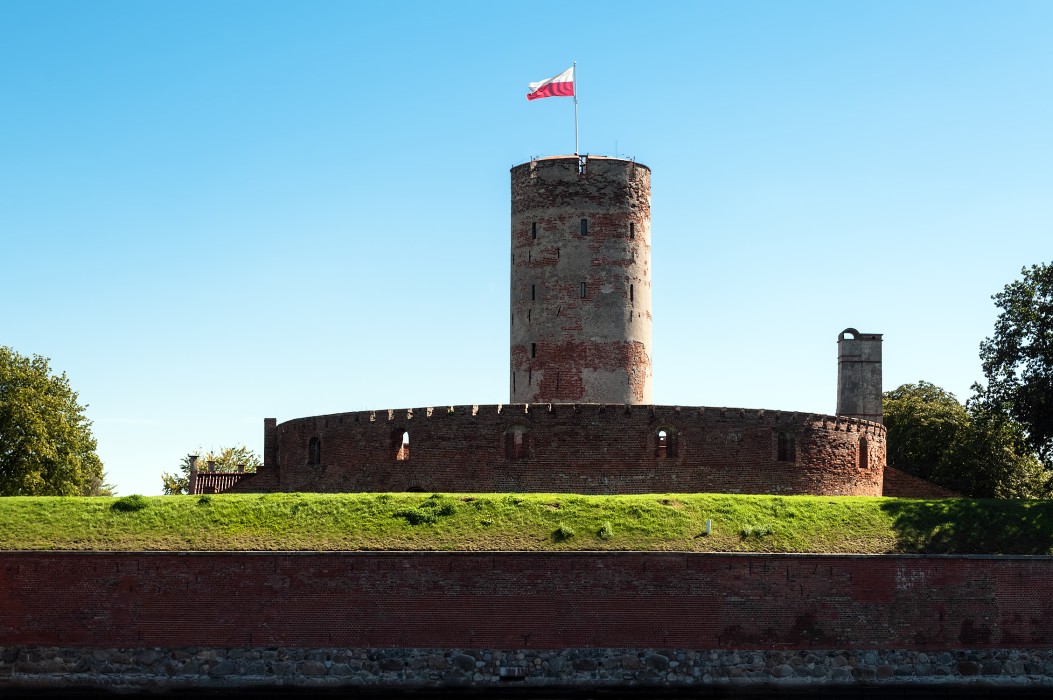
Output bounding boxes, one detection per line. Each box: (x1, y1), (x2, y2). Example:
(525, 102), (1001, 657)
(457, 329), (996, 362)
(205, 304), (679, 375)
(2, 1), (1050, 496)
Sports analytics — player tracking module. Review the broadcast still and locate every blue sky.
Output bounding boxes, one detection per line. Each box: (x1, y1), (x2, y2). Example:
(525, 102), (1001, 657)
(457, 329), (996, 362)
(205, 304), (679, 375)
(2, 1), (1050, 495)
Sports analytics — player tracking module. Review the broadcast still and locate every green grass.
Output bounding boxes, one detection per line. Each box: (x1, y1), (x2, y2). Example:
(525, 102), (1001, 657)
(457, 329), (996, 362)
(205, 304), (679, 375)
(0, 492), (1052, 554)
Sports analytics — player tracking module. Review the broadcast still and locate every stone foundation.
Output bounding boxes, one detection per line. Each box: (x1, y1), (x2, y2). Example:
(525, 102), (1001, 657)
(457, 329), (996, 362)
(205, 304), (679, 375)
(4, 647), (1053, 692)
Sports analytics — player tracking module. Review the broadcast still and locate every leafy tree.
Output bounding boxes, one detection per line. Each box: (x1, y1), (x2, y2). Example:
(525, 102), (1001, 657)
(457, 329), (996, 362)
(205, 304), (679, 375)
(976, 263), (1053, 468)
(161, 445), (261, 495)
(0, 346), (107, 496)
(883, 381), (1046, 498)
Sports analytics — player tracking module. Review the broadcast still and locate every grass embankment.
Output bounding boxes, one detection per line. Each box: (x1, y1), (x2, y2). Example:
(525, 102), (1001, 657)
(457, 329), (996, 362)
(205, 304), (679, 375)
(1, 492), (1051, 554)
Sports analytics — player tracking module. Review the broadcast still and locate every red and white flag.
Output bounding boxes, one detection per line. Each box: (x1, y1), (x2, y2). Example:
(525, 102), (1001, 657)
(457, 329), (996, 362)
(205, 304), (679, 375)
(527, 66), (575, 101)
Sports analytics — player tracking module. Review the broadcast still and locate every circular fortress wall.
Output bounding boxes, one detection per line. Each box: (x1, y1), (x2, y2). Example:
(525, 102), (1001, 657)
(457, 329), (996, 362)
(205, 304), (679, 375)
(510, 156), (652, 404)
(254, 405), (885, 496)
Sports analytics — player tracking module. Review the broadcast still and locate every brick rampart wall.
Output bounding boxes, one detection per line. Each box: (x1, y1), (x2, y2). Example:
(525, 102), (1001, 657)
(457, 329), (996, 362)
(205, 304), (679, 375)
(234, 404), (886, 496)
(2, 551), (1050, 651)
(883, 466), (961, 499)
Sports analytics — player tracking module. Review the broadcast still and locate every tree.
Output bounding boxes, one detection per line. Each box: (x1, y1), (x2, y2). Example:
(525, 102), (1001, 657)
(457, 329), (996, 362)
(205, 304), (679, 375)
(976, 263), (1053, 468)
(0, 346), (107, 496)
(161, 445), (261, 495)
(883, 381), (1047, 498)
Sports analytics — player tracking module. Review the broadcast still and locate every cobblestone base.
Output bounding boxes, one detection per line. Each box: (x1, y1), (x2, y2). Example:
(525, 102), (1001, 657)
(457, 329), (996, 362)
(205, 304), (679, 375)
(3, 647), (1053, 692)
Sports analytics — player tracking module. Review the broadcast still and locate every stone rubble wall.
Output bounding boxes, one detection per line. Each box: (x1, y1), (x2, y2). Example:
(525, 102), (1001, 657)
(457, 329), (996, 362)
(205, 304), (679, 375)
(4, 647), (1053, 692)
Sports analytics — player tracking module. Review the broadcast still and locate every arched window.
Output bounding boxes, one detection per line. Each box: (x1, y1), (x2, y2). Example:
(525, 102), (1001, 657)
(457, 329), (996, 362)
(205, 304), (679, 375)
(859, 436), (869, 468)
(655, 428), (678, 458)
(776, 431), (796, 463)
(505, 426), (528, 459)
(308, 437), (321, 465)
(395, 430), (410, 461)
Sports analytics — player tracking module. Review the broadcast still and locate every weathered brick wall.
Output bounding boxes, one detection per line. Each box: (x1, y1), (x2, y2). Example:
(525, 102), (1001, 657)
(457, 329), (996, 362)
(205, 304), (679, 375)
(883, 466), (961, 499)
(510, 156), (652, 405)
(233, 404), (885, 496)
(2, 552), (1051, 650)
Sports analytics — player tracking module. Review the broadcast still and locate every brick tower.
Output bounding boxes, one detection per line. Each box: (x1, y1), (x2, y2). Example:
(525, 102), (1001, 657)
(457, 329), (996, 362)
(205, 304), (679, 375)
(510, 155), (652, 404)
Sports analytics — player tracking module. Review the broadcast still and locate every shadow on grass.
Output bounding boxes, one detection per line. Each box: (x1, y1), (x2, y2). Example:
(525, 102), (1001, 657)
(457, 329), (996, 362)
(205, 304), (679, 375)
(880, 498), (1053, 554)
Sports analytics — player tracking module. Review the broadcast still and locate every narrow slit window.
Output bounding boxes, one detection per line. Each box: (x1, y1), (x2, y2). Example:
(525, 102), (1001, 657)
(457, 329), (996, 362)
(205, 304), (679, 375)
(655, 428), (677, 458)
(505, 427), (528, 460)
(531, 222), (537, 239)
(629, 222), (635, 239)
(396, 431), (410, 461)
(630, 284), (634, 303)
(580, 218), (588, 236)
(777, 431), (796, 463)
(531, 284), (536, 301)
(580, 282), (587, 298)
(859, 436), (869, 469)
(531, 343), (537, 358)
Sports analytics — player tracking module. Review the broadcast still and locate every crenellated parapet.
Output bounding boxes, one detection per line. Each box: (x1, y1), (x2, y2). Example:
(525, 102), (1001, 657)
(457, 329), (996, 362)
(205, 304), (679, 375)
(228, 404), (886, 497)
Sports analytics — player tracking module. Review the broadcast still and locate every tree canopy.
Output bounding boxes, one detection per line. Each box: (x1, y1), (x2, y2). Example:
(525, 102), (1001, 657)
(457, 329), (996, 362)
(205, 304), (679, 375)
(162, 445), (261, 495)
(883, 381), (1046, 499)
(0, 346), (108, 496)
(976, 262), (1053, 468)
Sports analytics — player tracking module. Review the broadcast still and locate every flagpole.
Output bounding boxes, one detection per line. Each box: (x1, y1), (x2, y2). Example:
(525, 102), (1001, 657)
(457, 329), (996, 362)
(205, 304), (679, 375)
(573, 61), (579, 155)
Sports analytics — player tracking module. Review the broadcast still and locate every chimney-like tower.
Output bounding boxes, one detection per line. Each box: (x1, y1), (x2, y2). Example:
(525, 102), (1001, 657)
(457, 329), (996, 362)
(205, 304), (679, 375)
(836, 328), (883, 423)
(510, 155), (652, 404)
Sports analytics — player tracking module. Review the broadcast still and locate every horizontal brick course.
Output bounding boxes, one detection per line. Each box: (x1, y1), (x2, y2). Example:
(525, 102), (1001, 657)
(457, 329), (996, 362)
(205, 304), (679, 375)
(2, 551), (1050, 651)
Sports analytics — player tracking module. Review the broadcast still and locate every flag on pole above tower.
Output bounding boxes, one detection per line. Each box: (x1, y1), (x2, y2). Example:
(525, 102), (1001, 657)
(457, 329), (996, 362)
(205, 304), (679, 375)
(527, 65), (575, 100)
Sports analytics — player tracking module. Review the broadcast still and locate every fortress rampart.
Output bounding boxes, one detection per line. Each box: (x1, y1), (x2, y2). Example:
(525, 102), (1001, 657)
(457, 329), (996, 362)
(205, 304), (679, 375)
(4, 551), (1053, 692)
(229, 404), (886, 496)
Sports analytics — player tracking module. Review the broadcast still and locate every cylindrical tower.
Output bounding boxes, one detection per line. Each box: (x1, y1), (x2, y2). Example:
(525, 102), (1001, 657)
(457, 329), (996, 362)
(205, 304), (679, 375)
(510, 155), (652, 404)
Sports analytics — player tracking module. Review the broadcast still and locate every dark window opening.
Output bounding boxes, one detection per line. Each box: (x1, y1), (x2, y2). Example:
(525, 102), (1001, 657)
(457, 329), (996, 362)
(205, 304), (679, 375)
(531, 284), (536, 301)
(512, 372), (516, 392)
(505, 427), (528, 459)
(528, 370), (532, 386)
(556, 247), (560, 259)
(308, 437), (321, 465)
(580, 282), (587, 298)
(396, 430), (410, 461)
(527, 309), (531, 322)
(655, 428), (678, 459)
(531, 343), (537, 358)
(859, 436), (869, 469)
(630, 284), (634, 303)
(580, 218), (588, 235)
(777, 431), (796, 463)
(531, 222), (537, 239)
(630, 222), (635, 239)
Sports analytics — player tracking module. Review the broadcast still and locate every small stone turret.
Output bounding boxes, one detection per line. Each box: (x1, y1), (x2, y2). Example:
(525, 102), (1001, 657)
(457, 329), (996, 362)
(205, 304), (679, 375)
(836, 328), (883, 424)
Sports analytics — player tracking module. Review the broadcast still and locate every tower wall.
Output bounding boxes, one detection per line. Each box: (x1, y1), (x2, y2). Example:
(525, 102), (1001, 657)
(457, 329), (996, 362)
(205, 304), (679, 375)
(510, 156), (652, 404)
(836, 328), (883, 424)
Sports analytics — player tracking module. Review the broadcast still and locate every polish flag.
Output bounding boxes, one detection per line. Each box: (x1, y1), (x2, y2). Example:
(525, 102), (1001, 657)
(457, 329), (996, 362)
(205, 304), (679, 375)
(527, 66), (575, 101)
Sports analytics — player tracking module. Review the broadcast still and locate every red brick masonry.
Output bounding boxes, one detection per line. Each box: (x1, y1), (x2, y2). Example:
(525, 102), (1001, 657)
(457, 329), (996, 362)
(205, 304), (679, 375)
(2, 551), (1050, 650)
(245, 405), (887, 496)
